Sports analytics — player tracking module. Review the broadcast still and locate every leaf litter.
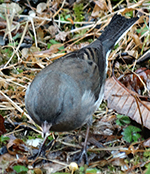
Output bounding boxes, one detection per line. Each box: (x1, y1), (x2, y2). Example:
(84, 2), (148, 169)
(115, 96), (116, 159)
(0, 0), (150, 173)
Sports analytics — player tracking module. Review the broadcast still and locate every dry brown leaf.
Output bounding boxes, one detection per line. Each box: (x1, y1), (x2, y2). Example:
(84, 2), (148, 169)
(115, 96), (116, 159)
(0, 3), (21, 14)
(91, 5), (101, 18)
(121, 8), (137, 15)
(120, 68), (150, 95)
(52, 0), (61, 9)
(42, 162), (68, 173)
(33, 43), (63, 57)
(0, 114), (6, 135)
(67, 42), (89, 52)
(55, 31), (68, 41)
(34, 168), (43, 174)
(0, 93), (7, 101)
(0, 77), (8, 89)
(95, 0), (108, 10)
(92, 0), (108, 17)
(131, 33), (143, 49)
(104, 76), (150, 129)
(0, 153), (16, 173)
(111, 158), (128, 171)
(48, 25), (58, 37)
(1, 155), (28, 173)
(36, 27), (45, 42)
(97, 159), (108, 167)
(36, 2), (47, 14)
(7, 138), (27, 155)
(143, 138), (150, 147)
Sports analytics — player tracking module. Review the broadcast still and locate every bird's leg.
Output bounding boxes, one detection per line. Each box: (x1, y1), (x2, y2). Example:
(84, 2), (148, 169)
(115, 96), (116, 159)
(36, 121), (52, 157)
(36, 132), (50, 157)
(30, 121), (53, 166)
(77, 125), (90, 165)
(29, 121), (52, 160)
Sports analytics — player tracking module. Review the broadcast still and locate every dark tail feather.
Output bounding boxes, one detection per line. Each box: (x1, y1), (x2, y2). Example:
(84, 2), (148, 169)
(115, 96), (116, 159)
(98, 14), (139, 53)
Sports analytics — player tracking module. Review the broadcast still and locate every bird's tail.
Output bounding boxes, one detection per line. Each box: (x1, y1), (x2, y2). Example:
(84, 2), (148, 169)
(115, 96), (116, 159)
(98, 14), (139, 53)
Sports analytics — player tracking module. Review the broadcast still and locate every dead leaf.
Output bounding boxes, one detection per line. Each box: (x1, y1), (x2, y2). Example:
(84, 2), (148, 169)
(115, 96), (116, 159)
(131, 33), (143, 49)
(7, 138), (27, 155)
(111, 158), (128, 171)
(33, 43), (64, 57)
(34, 168), (43, 174)
(143, 138), (150, 147)
(0, 153), (16, 173)
(104, 76), (150, 130)
(0, 114), (6, 135)
(0, 3), (21, 14)
(91, 4), (100, 18)
(36, 3), (47, 13)
(26, 138), (43, 147)
(97, 159), (108, 167)
(0, 77), (8, 89)
(0, 93), (7, 102)
(92, 0), (108, 17)
(3, 156), (28, 173)
(55, 31), (68, 41)
(120, 68), (150, 95)
(36, 27), (45, 42)
(94, 0), (108, 10)
(48, 25), (58, 37)
(67, 42), (89, 52)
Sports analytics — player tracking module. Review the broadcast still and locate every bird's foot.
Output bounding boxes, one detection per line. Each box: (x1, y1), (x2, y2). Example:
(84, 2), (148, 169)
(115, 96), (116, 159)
(77, 147), (89, 165)
(28, 139), (54, 166)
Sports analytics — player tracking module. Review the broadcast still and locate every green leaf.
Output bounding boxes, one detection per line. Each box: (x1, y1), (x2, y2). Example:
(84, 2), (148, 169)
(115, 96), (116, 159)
(65, 14), (71, 20)
(131, 126), (141, 133)
(133, 133), (141, 142)
(47, 40), (62, 49)
(60, 16), (65, 21)
(86, 168), (101, 173)
(136, 26), (148, 36)
(17, 68), (23, 73)
(116, 115), (130, 126)
(116, 114), (123, 119)
(12, 33), (21, 40)
(8, 41), (18, 47)
(125, 11), (133, 18)
(79, 166), (85, 172)
(73, 3), (84, 22)
(50, 39), (60, 45)
(0, 135), (10, 144)
(58, 45), (65, 51)
(113, 43), (119, 50)
(47, 43), (51, 49)
(122, 125), (141, 143)
(145, 163), (150, 174)
(122, 128), (132, 143)
(121, 116), (131, 124)
(48, 136), (53, 141)
(115, 119), (121, 126)
(0, 12), (5, 19)
(54, 172), (70, 174)
(13, 165), (28, 173)
(144, 149), (150, 158)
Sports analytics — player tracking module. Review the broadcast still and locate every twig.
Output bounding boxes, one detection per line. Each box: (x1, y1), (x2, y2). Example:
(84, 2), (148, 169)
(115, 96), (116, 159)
(57, 140), (82, 149)
(4, 21), (29, 68)
(52, 0), (66, 18)
(0, 90), (35, 124)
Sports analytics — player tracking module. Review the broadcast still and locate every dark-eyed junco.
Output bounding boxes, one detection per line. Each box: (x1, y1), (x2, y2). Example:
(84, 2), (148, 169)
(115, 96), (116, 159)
(25, 14), (138, 164)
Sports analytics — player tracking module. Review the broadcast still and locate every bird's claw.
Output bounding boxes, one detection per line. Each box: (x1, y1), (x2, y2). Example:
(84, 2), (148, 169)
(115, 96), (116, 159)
(77, 147), (89, 165)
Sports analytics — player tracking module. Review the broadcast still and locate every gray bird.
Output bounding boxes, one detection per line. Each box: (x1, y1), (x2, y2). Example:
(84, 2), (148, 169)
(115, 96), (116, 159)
(25, 14), (138, 163)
